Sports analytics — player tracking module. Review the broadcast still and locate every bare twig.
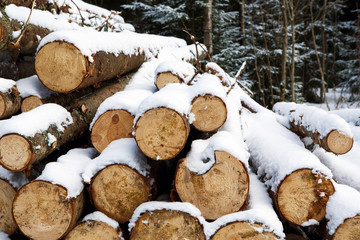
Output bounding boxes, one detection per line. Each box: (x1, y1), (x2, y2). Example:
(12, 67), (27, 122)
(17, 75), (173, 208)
(95, 12), (114, 31)
(70, 0), (85, 26)
(234, 61), (253, 96)
(183, 29), (203, 73)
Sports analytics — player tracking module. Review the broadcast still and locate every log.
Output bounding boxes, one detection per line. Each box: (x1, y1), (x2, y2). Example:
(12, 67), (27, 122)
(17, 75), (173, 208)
(0, 78), (127, 171)
(12, 180), (84, 240)
(90, 89), (152, 152)
(129, 201), (206, 240)
(0, 178), (17, 235)
(175, 131), (250, 220)
(243, 109), (335, 226)
(35, 30), (187, 93)
(83, 139), (152, 224)
(65, 211), (124, 240)
(273, 102), (353, 155)
(205, 62), (236, 92)
(0, 78), (21, 119)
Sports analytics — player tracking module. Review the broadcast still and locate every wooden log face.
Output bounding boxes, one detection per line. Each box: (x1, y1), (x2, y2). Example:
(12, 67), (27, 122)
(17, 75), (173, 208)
(175, 151), (249, 220)
(65, 221), (120, 240)
(155, 72), (182, 89)
(91, 109), (134, 152)
(325, 130), (353, 155)
(276, 169), (335, 226)
(36, 42), (87, 93)
(13, 181), (84, 240)
(130, 209), (206, 240)
(0, 134), (32, 171)
(0, 179), (17, 235)
(211, 222), (278, 240)
(191, 94), (227, 132)
(21, 96), (44, 112)
(332, 215), (360, 240)
(135, 107), (190, 160)
(90, 164), (151, 224)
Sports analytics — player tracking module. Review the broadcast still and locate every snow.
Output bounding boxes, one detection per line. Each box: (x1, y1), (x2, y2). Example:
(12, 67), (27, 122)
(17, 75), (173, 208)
(82, 138), (150, 183)
(128, 201), (206, 232)
(154, 60), (196, 84)
(331, 108), (360, 126)
(82, 211), (119, 230)
(186, 131), (249, 175)
(0, 166), (27, 189)
(0, 78), (16, 93)
(273, 102), (353, 138)
(0, 103), (73, 138)
(37, 29), (187, 62)
(205, 62), (235, 91)
(90, 89), (153, 130)
(190, 73), (227, 102)
(326, 182), (360, 235)
(205, 171), (285, 239)
(16, 75), (55, 98)
(37, 148), (97, 198)
(0, 232), (10, 240)
(242, 109), (333, 192)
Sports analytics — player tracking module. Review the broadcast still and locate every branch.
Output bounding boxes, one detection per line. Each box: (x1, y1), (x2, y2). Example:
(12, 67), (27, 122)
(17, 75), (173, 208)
(70, 0), (85, 26)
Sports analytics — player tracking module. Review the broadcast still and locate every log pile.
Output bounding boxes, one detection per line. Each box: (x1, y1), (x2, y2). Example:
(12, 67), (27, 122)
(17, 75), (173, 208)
(1, 2), (360, 240)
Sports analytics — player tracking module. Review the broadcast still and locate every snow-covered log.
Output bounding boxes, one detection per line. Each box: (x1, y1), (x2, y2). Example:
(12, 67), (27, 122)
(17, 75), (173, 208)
(0, 166), (26, 235)
(129, 201), (207, 240)
(12, 148), (97, 240)
(90, 89), (152, 152)
(324, 182), (360, 240)
(0, 79), (125, 171)
(82, 139), (153, 224)
(35, 30), (187, 93)
(243, 109), (335, 226)
(205, 62), (236, 93)
(175, 131), (249, 220)
(206, 172), (285, 239)
(0, 78), (21, 119)
(273, 102), (353, 155)
(64, 211), (124, 240)
(134, 84), (192, 160)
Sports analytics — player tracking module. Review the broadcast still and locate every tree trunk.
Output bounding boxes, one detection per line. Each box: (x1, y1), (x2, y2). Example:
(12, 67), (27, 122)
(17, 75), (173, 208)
(135, 107), (190, 160)
(65, 220), (122, 240)
(0, 79), (128, 172)
(89, 164), (152, 224)
(0, 84), (21, 119)
(175, 151), (249, 220)
(289, 0), (296, 102)
(0, 178), (17, 235)
(129, 202), (206, 240)
(12, 180), (84, 240)
(35, 41), (145, 93)
(280, 0), (288, 101)
(203, 0), (213, 57)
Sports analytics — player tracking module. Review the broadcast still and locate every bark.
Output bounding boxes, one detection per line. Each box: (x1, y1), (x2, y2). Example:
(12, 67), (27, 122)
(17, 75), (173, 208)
(280, 0), (288, 101)
(175, 151), (249, 220)
(0, 79), (129, 172)
(35, 41), (146, 93)
(65, 220), (123, 240)
(12, 180), (84, 240)
(134, 107), (190, 160)
(0, 85), (21, 119)
(130, 208), (206, 240)
(0, 178), (17, 235)
(203, 0), (213, 57)
(89, 164), (152, 224)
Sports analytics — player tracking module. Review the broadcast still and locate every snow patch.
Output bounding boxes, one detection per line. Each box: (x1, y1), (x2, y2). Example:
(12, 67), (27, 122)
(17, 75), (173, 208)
(0, 78), (16, 93)
(16, 75), (55, 98)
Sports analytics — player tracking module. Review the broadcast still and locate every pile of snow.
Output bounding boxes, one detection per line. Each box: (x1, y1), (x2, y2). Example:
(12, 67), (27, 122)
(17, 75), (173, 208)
(154, 60), (196, 84)
(0, 166), (27, 189)
(16, 75), (55, 99)
(331, 108), (360, 126)
(0, 78), (16, 93)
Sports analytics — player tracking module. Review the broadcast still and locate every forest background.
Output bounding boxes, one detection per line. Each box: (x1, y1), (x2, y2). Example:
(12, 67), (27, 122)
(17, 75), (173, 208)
(84, 0), (360, 109)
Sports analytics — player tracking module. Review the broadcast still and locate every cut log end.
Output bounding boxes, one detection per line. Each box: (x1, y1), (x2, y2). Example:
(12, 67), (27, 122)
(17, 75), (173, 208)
(91, 109), (134, 152)
(65, 220), (121, 240)
(130, 209), (206, 240)
(0, 134), (33, 171)
(175, 151), (249, 220)
(13, 180), (84, 240)
(35, 41), (87, 93)
(155, 72), (182, 90)
(90, 164), (151, 224)
(211, 222), (279, 240)
(191, 94), (227, 132)
(21, 96), (44, 112)
(326, 130), (353, 155)
(0, 179), (17, 235)
(332, 215), (360, 240)
(135, 107), (190, 160)
(276, 169), (335, 226)
(0, 94), (5, 118)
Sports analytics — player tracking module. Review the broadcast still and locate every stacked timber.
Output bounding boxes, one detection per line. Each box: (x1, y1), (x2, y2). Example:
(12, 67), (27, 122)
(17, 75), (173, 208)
(0, 78), (21, 119)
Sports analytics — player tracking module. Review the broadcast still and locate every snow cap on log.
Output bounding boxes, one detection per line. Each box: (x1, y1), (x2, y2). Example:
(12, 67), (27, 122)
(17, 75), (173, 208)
(326, 182), (360, 238)
(205, 62), (236, 92)
(0, 78), (16, 93)
(16, 75), (54, 99)
(37, 148), (97, 198)
(191, 73), (227, 101)
(82, 138), (150, 183)
(154, 60), (196, 88)
(206, 171), (285, 239)
(0, 166), (26, 189)
(82, 211), (120, 233)
(0, 78), (20, 119)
